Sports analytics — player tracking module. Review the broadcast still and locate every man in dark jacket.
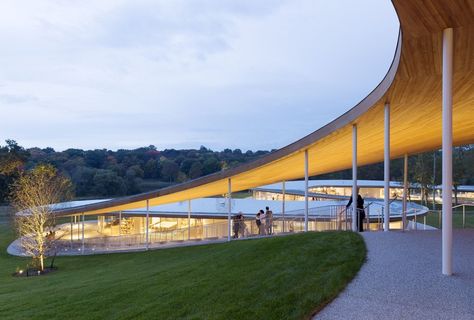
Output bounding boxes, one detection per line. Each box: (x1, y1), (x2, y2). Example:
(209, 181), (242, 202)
(346, 189), (365, 232)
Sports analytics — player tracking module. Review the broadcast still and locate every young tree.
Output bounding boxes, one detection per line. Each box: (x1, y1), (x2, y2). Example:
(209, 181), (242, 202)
(413, 153), (433, 206)
(11, 164), (73, 271)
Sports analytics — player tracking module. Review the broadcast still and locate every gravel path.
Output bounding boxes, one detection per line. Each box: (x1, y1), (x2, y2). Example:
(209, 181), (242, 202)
(315, 230), (474, 320)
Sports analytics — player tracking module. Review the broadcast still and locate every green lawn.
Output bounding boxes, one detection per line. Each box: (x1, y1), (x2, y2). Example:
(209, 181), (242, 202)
(0, 216), (365, 320)
(403, 201), (474, 229)
(420, 205), (474, 229)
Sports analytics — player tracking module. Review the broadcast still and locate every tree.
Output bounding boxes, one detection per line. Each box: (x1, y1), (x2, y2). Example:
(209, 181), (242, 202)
(413, 153), (433, 206)
(180, 159), (196, 176)
(125, 165), (144, 194)
(144, 158), (161, 179)
(0, 140), (29, 203)
(11, 164), (73, 271)
(92, 169), (127, 196)
(202, 157), (220, 175)
(161, 159), (179, 182)
(188, 162), (203, 179)
(71, 166), (96, 197)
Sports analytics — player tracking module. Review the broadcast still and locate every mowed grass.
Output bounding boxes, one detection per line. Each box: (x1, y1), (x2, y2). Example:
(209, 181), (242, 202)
(0, 216), (366, 320)
(421, 205), (474, 229)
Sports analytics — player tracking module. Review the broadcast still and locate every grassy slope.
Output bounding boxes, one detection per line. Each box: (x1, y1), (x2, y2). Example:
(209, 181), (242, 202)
(0, 213), (365, 320)
(420, 203), (474, 229)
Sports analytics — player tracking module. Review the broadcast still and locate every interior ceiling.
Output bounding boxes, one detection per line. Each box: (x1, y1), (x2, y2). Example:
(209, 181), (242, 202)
(55, 0), (474, 216)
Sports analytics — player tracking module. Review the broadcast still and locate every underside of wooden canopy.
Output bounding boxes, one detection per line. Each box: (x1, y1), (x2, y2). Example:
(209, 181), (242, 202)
(55, 0), (474, 216)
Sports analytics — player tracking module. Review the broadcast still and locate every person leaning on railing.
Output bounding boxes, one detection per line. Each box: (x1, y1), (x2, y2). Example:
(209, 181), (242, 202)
(257, 209), (266, 235)
(238, 213), (247, 238)
(232, 215), (240, 239)
(346, 188), (366, 232)
(265, 206), (273, 235)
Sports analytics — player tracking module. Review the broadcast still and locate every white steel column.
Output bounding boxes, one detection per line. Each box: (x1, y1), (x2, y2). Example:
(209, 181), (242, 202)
(227, 178), (232, 241)
(188, 200), (191, 240)
(81, 213), (85, 254)
(384, 102), (391, 232)
(304, 150), (309, 232)
(119, 211), (122, 236)
(282, 180), (286, 233)
(146, 200), (149, 250)
(442, 27), (453, 276)
(352, 124), (358, 232)
(70, 216), (73, 246)
(433, 152), (437, 209)
(402, 154), (408, 231)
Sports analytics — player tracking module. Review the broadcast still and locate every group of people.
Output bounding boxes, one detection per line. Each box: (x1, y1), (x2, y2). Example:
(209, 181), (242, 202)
(231, 206), (274, 238)
(256, 206), (273, 236)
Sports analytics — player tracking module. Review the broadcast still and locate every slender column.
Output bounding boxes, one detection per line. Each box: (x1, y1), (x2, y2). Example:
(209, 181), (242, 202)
(282, 180), (286, 232)
(119, 211), (122, 236)
(352, 124), (358, 232)
(433, 152), (437, 209)
(384, 102), (390, 231)
(227, 178), (232, 241)
(146, 200), (150, 250)
(70, 216), (73, 247)
(304, 150), (309, 232)
(402, 154), (408, 231)
(442, 27), (453, 276)
(81, 213), (85, 254)
(188, 200), (191, 240)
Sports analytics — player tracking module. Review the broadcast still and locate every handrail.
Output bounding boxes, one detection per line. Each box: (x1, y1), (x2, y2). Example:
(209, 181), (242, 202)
(428, 203), (474, 229)
(452, 204), (474, 209)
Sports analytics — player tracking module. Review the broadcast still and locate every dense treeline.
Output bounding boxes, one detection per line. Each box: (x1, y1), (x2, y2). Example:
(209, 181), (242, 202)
(0, 140), (272, 202)
(0, 139), (473, 203)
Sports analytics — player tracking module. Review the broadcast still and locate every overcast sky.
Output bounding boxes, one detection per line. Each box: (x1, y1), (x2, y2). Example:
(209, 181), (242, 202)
(0, 0), (399, 152)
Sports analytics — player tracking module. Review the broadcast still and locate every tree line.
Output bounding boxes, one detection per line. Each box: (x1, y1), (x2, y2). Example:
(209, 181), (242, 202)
(0, 140), (272, 202)
(0, 139), (472, 204)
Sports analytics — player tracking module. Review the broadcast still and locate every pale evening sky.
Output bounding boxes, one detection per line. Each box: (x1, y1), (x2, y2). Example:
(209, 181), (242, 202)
(0, 0), (399, 151)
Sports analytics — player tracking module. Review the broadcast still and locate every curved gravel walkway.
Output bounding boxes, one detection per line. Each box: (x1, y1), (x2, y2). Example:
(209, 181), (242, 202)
(315, 230), (474, 320)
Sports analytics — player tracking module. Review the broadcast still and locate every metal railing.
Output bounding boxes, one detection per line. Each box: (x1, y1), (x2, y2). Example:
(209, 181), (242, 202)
(55, 208), (355, 253)
(424, 203), (474, 229)
(52, 200), (448, 254)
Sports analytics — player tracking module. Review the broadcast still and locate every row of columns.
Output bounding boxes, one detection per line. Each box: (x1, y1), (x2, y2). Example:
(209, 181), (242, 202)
(67, 29), (454, 275)
(297, 28), (454, 276)
(352, 28), (454, 275)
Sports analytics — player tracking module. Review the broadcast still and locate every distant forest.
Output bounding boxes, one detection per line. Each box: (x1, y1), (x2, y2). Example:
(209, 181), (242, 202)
(0, 139), (473, 204)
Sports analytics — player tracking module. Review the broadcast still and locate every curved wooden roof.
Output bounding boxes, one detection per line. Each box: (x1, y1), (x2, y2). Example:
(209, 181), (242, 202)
(55, 0), (474, 216)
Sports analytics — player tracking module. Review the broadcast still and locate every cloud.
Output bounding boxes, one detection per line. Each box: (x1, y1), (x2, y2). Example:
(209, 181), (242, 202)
(0, 0), (399, 151)
(0, 94), (37, 104)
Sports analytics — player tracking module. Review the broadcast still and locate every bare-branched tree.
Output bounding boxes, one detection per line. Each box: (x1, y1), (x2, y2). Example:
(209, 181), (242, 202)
(11, 164), (73, 271)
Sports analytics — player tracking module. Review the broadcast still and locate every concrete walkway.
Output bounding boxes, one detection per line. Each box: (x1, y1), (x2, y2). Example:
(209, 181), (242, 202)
(316, 230), (474, 320)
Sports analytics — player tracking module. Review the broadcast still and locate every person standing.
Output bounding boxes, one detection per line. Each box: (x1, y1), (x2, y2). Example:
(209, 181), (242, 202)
(238, 213), (247, 238)
(346, 188), (365, 232)
(255, 211), (262, 235)
(232, 215), (240, 238)
(265, 206), (273, 235)
(258, 209), (266, 235)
